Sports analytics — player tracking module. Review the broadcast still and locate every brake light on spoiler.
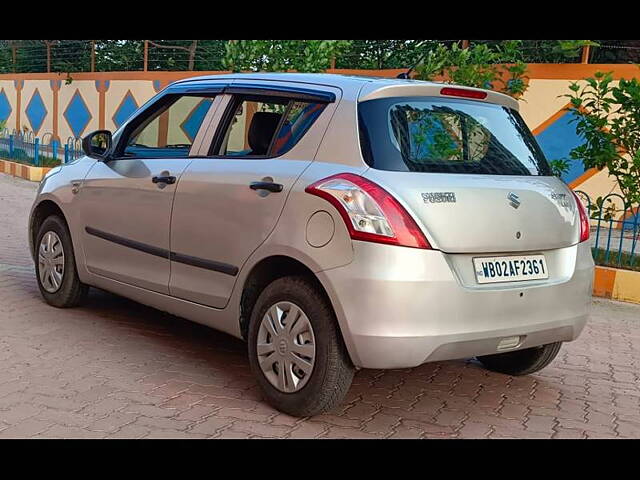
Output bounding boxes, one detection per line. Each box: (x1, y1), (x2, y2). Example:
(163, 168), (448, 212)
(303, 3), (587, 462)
(440, 87), (488, 100)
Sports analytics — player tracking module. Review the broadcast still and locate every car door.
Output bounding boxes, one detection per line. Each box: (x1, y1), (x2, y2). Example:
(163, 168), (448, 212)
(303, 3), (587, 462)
(79, 93), (222, 294)
(169, 84), (340, 308)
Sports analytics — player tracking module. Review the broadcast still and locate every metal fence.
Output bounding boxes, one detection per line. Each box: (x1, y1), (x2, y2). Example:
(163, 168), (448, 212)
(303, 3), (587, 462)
(0, 129), (83, 166)
(575, 190), (640, 270)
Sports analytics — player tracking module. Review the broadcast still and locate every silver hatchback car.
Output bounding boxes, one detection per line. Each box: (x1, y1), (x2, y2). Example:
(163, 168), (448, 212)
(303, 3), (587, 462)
(29, 73), (594, 416)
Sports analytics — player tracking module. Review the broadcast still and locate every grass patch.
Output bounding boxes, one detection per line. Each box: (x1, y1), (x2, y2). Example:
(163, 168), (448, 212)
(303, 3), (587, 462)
(0, 151), (61, 168)
(592, 247), (640, 272)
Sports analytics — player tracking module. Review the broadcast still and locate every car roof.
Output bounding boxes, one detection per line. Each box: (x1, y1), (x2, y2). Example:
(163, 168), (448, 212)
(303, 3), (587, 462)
(171, 73), (519, 110)
(173, 72), (438, 89)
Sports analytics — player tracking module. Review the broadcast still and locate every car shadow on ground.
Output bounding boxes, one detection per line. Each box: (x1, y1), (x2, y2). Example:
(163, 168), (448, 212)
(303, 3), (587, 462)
(74, 286), (545, 422)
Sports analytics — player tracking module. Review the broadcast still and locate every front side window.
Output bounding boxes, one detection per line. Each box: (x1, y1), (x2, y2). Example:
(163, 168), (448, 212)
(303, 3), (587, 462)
(122, 95), (215, 159)
(214, 95), (326, 158)
(359, 97), (552, 176)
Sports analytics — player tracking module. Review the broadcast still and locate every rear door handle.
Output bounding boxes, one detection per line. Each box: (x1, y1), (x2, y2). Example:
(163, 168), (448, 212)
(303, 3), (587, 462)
(152, 175), (176, 185)
(250, 181), (283, 193)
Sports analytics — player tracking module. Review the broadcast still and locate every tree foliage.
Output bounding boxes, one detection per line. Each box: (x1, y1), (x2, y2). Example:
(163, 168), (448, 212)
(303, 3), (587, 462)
(413, 41), (530, 98)
(563, 70), (640, 215)
(222, 40), (351, 73)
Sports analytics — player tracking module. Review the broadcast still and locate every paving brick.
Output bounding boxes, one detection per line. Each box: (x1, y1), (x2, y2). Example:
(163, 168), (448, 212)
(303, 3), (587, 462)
(286, 422), (328, 439)
(159, 393), (204, 409)
(0, 418), (53, 438)
(458, 421), (491, 438)
(133, 416), (192, 431)
(362, 413), (400, 434)
(402, 419), (457, 438)
(525, 414), (557, 433)
(0, 404), (42, 424)
(553, 427), (586, 439)
(87, 412), (139, 432)
(215, 428), (251, 439)
(226, 420), (290, 438)
(175, 405), (217, 422)
(388, 424), (424, 439)
(39, 425), (108, 439)
(189, 416), (235, 435)
(322, 426), (379, 439)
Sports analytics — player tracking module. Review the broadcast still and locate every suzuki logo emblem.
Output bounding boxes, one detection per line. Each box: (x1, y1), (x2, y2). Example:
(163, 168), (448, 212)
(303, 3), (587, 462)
(507, 192), (521, 209)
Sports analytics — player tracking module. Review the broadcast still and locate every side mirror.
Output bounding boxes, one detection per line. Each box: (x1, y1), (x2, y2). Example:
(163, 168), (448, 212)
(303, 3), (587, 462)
(82, 130), (112, 160)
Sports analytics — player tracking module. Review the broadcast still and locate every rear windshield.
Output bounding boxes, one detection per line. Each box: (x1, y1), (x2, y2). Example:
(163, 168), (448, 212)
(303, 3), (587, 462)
(358, 97), (552, 176)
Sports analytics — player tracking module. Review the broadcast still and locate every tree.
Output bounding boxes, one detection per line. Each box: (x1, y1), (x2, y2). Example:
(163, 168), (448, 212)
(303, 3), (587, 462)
(148, 40), (198, 70)
(95, 40), (144, 71)
(335, 40), (444, 69)
(223, 40), (351, 73)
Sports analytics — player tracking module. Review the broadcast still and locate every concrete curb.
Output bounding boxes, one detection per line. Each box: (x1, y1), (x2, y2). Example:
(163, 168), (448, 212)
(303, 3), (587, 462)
(0, 158), (52, 182)
(593, 265), (640, 304)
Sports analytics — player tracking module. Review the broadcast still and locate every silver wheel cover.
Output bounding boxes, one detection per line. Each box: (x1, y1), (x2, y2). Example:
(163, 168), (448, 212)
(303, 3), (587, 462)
(38, 231), (65, 293)
(256, 301), (316, 393)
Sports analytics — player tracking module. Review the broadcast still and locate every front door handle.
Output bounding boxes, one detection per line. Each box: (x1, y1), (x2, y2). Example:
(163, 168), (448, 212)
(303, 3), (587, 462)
(152, 175), (176, 185)
(250, 181), (283, 193)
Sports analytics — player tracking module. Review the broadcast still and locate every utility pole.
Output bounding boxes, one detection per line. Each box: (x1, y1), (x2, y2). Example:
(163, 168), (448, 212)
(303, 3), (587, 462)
(143, 40), (149, 71)
(43, 40), (58, 73)
(91, 40), (95, 72)
(581, 45), (591, 64)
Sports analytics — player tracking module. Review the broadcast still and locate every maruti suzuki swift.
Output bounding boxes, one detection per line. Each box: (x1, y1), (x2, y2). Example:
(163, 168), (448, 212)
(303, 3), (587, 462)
(29, 73), (594, 416)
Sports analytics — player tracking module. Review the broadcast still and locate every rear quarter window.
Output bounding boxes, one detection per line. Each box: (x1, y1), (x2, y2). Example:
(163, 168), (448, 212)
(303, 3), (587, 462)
(358, 96), (552, 176)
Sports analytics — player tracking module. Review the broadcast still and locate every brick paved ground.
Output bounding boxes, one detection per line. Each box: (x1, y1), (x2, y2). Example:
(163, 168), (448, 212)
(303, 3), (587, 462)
(1, 173), (639, 439)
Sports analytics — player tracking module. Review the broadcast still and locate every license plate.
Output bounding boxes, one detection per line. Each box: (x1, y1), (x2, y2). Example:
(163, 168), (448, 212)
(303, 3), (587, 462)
(473, 255), (548, 284)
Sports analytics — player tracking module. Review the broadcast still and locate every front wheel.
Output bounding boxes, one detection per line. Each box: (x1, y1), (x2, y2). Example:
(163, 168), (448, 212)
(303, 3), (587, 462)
(35, 215), (88, 308)
(247, 276), (354, 417)
(476, 342), (562, 376)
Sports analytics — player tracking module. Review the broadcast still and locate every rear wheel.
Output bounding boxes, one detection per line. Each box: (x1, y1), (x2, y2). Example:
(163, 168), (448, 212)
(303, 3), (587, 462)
(35, 215), (88, 308)
(247, 276), (354, 417)
(476, 342), (562, 376)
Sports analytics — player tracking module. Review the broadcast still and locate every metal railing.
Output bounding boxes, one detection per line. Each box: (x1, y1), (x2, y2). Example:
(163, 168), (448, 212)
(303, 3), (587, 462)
(575, 190), (639, 270)
(0, 129), (84, 166)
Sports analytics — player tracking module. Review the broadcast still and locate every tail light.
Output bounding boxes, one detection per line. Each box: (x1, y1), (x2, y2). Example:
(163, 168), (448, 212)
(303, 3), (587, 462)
(572, 191), (590, 243)
(305, 173), (431, 249)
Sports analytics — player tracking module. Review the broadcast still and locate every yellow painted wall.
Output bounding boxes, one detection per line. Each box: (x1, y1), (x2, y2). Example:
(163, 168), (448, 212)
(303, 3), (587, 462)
(58, 82), (100, 140)
(105, 80), (156, 132)
(517, 79), (573, 131)
(20, 80), (53, 136)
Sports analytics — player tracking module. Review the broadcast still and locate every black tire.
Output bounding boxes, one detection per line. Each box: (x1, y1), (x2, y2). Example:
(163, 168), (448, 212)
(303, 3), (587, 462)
(476, 342), (562, 376)
(35, 215), (88, 308)
(247, 275), (355, 417)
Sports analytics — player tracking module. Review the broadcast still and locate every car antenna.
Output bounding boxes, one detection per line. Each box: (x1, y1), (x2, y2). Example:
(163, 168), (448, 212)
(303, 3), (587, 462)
(396, 45), (430, 79)
(396, 40), (456, 79)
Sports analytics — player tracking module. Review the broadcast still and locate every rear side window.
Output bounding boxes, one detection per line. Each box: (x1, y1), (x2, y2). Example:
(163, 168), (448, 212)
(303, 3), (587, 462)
(271, 101), (326, 156)
(358, 97), (552, 176)
(213, 95), (326, 158)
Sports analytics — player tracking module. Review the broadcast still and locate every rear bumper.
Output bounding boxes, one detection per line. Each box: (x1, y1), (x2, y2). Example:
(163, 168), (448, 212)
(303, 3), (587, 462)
(317, 241), (594, 369)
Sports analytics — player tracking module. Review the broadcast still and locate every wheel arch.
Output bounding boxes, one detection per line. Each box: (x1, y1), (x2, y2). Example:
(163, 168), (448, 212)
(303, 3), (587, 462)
(29, 199), (68, 262)
(238, 255), (334, 342)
